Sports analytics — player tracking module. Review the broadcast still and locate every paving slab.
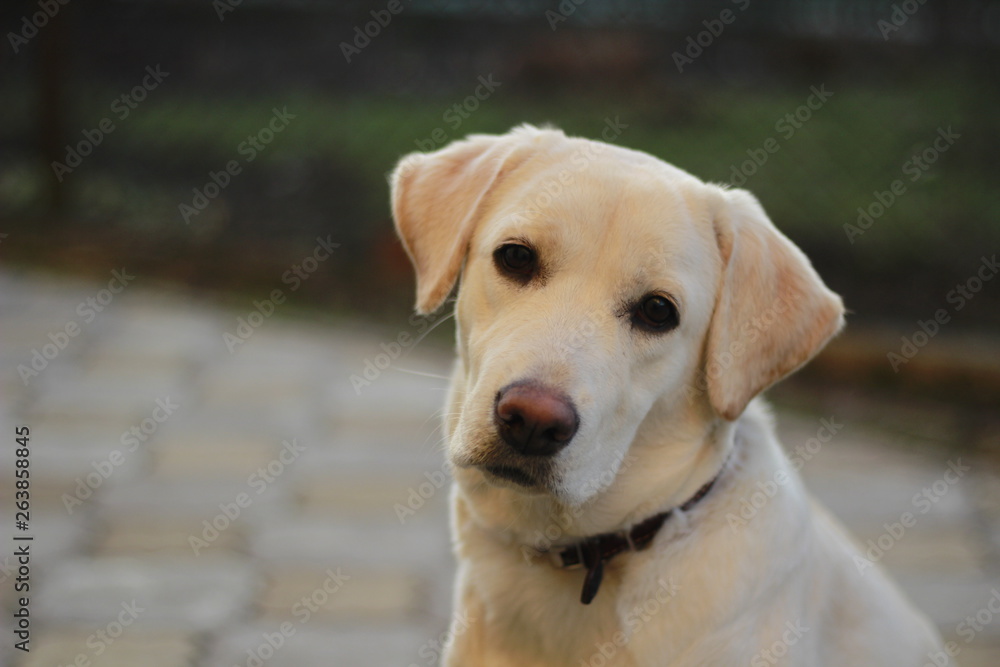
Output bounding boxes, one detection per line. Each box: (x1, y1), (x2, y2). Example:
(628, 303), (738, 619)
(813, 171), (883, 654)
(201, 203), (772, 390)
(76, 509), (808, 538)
(205, 624), (434, 667)
(21, 630), (197, 667)
(3, 269), (996, 666)
(97, 516), (246, 556)
(34, 555), (261, 632)
(259, 566), (423, 621)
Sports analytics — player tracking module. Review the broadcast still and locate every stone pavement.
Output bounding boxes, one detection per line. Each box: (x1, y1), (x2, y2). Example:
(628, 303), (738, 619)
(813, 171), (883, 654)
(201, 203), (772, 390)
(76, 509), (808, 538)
(1, 268), (999, 666)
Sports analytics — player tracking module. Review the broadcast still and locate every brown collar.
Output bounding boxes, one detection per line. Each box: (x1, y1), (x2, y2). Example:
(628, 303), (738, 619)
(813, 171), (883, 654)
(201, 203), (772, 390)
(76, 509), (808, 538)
(541, 471), (722, 605)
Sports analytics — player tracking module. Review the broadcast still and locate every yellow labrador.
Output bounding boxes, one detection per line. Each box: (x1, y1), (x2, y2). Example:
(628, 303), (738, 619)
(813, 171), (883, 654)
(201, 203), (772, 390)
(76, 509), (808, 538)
(390, 125), (944, 666)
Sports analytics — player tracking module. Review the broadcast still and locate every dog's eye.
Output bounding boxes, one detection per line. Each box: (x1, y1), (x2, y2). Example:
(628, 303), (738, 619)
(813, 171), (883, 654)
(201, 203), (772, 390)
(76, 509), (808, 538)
(495, 243), (537, 279)
(633, 294), (679, 331)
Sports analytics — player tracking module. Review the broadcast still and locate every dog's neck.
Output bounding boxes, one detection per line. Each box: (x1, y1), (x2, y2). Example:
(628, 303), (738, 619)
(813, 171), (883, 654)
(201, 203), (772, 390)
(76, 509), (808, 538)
(538, 463), (727, 604)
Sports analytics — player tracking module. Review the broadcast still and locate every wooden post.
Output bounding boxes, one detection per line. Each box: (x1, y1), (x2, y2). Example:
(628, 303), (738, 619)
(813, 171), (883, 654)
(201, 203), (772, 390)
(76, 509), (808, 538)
(37, 2), (69, 217)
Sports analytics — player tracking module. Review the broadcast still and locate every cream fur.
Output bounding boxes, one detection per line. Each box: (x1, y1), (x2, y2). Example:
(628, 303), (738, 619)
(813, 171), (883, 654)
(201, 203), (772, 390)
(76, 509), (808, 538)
(390, 125), (945, 666)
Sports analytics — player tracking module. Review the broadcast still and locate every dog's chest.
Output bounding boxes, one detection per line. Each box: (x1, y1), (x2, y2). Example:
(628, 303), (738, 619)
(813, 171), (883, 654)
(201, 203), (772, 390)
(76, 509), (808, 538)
(476, 548), (650, 665)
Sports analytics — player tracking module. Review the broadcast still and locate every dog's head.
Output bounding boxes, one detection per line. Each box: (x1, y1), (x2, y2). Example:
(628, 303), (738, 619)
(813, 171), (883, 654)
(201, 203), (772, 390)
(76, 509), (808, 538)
(391, 125), (842, 507)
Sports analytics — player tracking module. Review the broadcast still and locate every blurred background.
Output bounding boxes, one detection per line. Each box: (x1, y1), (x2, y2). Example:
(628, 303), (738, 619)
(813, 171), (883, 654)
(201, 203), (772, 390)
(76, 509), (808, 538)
(2, 0), (999, 665)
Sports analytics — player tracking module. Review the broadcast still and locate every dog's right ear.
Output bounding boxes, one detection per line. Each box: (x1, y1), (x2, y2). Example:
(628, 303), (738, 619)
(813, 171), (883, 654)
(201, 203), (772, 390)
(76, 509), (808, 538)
(390, 131), (537, 314)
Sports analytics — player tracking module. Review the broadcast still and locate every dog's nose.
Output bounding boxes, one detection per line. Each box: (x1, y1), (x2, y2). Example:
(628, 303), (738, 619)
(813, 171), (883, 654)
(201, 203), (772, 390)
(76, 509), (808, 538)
(494, 382), (579, 456)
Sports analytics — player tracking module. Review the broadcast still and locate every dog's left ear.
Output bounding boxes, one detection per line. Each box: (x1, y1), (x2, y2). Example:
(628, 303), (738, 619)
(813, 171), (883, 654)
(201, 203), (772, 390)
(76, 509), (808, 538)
(391, 129), (540, 314)
(705, 188), (844, 421)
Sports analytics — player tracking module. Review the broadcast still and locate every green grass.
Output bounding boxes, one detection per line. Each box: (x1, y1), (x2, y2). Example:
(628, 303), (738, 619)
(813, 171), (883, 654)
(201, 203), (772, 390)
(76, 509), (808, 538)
(3, 70), (998, 269)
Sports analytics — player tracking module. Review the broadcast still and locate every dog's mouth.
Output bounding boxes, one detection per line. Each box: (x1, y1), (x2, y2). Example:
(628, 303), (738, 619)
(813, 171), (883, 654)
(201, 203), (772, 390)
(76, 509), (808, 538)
(483, 464), (538, 488)
(452, 435), (553, 495)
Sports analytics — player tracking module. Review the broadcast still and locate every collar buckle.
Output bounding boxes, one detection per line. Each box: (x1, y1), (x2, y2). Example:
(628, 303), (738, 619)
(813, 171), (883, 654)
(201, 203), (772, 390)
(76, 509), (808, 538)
(548, 543), (583, 570)
(623, 528), (637, 552)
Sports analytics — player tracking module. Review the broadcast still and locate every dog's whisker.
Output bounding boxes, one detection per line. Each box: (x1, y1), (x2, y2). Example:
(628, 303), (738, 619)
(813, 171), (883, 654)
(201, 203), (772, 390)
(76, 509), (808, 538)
(423, 407), (448, 427)
(391, 366), (452, 381)
(402, 311), (456, 357)
(418, 423), (449, 451)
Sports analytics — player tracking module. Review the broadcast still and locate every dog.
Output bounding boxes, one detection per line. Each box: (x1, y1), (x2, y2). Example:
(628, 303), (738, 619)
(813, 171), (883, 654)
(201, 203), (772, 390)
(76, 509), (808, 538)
(390, 125), (945, 666)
